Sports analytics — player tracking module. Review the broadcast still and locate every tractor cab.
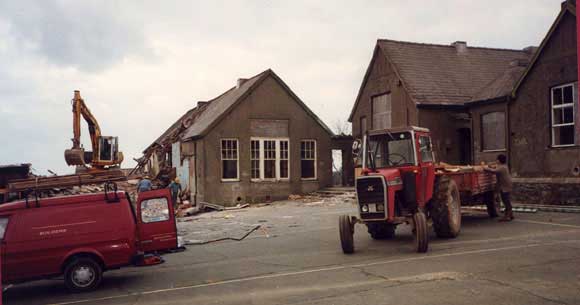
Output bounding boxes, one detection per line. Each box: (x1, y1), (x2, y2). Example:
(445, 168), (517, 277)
(346, 127), (435, 246)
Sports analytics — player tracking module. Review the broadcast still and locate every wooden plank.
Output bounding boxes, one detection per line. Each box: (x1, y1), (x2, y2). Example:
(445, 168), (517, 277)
(8, 171), (127, 192)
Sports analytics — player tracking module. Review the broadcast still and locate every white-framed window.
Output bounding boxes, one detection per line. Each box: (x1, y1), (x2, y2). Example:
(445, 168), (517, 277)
(300, 140), (316, 179)
(250, 138), (290, 181)
(221, 139), (239, 181)
(481, 112), (506, 151)
(551, 83), (578, 147)
(372, 93), (391, 130)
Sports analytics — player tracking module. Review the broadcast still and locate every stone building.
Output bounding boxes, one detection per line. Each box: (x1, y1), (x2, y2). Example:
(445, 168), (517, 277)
(142, 69), (335, 206)
(350, 0), (578, 205)
(348, 39), (533, 165)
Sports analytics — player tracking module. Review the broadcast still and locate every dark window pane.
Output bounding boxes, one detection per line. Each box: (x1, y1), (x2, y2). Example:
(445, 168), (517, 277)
(222, 160), (238, 179)
(554, 126), (575, 146)
(265, 160), (276, 178)
(563, 107), (574, 124)
(251, 160), (260, 179)
(553, 108), (563, 125)
(563, 86), (573, 104)
(553, 88), (563, 105)
(280, 160), (289, 178)
(301, 160), (315, 178)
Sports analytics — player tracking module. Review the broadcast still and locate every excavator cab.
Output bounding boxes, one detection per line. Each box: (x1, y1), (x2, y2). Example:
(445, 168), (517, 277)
(64, 91), (124, 171)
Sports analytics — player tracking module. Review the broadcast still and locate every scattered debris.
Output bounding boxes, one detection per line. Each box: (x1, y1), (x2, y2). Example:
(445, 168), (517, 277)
(183, 225), (261, 245)
(201, 202), (225, 211)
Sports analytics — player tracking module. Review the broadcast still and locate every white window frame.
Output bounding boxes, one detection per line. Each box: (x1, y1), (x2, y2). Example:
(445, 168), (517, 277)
(300, 139), (317, 180)
(250, 138), (290, 182)
(551, 83), (577, 147)
(221, 138), (240, 182)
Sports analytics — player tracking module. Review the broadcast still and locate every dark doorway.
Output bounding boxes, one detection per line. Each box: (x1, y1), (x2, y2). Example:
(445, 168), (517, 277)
(457, 128), (472, 165)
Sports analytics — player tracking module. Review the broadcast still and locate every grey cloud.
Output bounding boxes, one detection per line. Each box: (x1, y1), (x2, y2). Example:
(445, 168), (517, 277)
(0, 1), (151, 72)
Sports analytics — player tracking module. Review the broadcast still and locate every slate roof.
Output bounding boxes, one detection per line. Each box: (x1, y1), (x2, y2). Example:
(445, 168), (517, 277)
(181, 70), (267, 139)
(143, 69), (334, 153)
(469, 62), (528, 104)
(376, 39), (533, 106)
(170, 69), (334, 141)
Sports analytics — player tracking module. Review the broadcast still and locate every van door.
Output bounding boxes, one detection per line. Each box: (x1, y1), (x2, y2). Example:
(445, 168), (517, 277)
(136, 189), (178, 253)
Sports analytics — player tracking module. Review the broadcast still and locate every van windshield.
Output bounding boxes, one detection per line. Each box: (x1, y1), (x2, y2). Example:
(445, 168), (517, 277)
(367, 132), (415, 168)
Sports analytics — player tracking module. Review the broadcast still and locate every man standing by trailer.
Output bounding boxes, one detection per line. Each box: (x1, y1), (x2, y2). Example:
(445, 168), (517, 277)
(485, 154), (514, 222)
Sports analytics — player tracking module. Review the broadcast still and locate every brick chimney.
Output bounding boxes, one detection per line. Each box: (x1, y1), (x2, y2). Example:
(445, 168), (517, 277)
(451, 41), (468, 54)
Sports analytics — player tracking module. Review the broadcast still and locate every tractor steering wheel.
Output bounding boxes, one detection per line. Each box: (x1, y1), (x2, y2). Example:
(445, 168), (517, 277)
(388, 153), (407, 166)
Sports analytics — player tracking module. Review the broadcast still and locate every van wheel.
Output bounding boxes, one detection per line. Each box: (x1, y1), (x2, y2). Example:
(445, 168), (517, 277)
(64, 257), (103, 292)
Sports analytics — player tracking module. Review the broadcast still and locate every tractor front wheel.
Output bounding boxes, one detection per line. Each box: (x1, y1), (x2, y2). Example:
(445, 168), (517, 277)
(413, 211), (429, 253)
(339, 215), (354, 254)
(431, 176), (462, 238)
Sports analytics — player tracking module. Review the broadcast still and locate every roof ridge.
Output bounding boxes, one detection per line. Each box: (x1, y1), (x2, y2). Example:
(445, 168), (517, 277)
(377, 38), (529, 53)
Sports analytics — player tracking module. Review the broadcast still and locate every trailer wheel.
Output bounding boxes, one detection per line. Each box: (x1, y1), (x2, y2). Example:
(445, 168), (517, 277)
(339, 215), (354, 254)
(413, 211), (429, 253)
(366, 222), (396, 239)
(431, 176), (462, 238)
(64, 257), (103, 292)
(484, 191), (499, 218)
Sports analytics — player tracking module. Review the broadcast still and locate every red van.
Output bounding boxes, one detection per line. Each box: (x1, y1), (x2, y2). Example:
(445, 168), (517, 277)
(0, 188), (178, 292)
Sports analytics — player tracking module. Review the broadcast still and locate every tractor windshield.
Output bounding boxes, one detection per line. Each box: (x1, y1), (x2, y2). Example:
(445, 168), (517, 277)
(367, 132), (415, 168)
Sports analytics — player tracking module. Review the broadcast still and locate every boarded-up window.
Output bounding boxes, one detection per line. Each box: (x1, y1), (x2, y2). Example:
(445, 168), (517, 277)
(301, 140), (316, 179)
(372, 93), (391, 130)
(481, 112), (506, 151)
(221, 139), (239, 180)
(551, 83), (577, 147)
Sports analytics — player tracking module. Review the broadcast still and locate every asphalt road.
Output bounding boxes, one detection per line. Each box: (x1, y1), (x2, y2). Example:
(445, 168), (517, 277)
(5, 199), (580, 305)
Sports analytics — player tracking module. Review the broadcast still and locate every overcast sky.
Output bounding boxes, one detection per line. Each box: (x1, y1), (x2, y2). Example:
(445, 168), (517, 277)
(0, 0), (563, 175)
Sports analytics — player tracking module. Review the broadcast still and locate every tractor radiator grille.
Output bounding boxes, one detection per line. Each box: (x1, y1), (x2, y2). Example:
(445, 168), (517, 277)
(356, 176), (386, 219)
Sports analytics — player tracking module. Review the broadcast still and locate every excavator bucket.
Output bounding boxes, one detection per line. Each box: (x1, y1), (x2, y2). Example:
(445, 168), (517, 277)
(64, 148), (86, 166)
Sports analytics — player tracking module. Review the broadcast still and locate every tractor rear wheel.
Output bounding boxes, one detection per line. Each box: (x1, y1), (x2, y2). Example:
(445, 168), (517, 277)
(366, 222), (396, 239)
(339, 215), (354, 254)
(431, 176), (462, 238)
(413, 211), (429, 253)
(484, 191), (500, 218)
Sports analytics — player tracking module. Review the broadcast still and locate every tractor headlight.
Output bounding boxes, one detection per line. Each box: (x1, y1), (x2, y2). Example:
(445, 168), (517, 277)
(361, 204), (369, 212)
(376, 204), (384, 212)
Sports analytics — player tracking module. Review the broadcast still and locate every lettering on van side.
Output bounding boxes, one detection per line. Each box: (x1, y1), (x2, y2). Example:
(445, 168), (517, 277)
(39, 229), (67, 236)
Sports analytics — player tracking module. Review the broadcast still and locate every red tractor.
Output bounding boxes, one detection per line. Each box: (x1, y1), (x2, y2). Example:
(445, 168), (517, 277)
(340, 126), (497, 253)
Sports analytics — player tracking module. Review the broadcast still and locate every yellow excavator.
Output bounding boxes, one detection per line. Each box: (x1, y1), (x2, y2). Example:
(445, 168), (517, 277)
(64, 90), (124, 172)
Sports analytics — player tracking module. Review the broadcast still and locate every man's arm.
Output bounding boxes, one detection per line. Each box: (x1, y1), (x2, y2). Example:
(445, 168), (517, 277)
(484, 166), (498, 173)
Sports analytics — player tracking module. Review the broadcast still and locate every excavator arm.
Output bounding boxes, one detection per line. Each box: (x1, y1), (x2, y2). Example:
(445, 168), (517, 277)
(65, 90), (123, 171)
